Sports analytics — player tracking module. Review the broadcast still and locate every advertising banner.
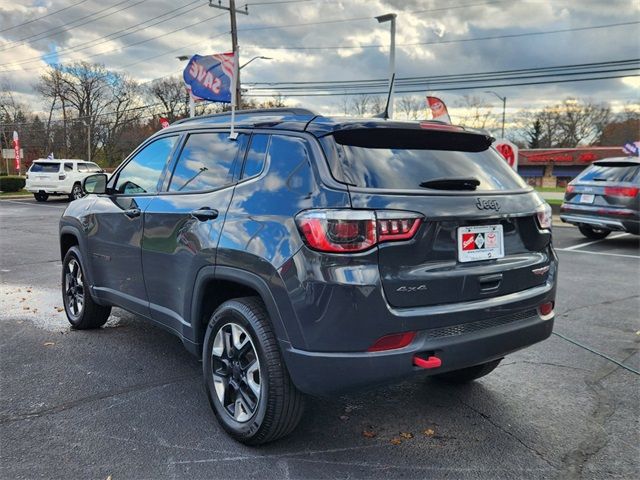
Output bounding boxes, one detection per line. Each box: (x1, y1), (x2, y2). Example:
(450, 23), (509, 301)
(183, 53), (235, 103)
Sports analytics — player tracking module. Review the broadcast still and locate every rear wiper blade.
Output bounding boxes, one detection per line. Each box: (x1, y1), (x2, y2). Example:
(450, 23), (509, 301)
(419, 177), (481, 191)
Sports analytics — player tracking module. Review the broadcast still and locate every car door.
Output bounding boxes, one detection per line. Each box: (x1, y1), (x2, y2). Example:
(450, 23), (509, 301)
(87, 135), (180, 317)
(142, 131), (248, 335)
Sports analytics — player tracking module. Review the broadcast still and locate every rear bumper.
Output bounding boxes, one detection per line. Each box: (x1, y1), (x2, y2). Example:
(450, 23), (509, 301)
(284, 312), (553, 396)
(560, 212), (639, 234)
(25, 186), (72, 195)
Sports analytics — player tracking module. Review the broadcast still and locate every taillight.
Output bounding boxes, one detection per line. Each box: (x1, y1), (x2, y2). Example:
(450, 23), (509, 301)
(535, 202), (552, 230)
(565, 185), (575, 193)
(367, 332), (416, 352)
(377, 211), (422, 242)
(295, 209), (423, 253)
(604, 186), (639, 197)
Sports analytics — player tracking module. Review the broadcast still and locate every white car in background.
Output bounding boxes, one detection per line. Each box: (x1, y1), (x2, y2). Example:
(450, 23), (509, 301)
(25, 159), (104, 202)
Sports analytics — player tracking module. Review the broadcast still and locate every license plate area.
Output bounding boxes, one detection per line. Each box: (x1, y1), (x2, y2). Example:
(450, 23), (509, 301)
(457, 225), (504, 263)
(580, 193), (595, 204)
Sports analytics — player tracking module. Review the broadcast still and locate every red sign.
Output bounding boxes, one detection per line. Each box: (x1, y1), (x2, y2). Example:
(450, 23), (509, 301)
(12, 131), (20, 172)
(493, 139), (518, 170)
(159, 117), (170, 129)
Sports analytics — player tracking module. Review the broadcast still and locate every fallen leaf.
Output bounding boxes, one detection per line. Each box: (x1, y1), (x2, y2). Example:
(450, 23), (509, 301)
(56, 307), (64, 312)
(26, 289), (32, 293)
(43, 342), (55, 346)
(106, 476), (112, 480)
(339, 415), (349, 421)
(390, 437), (402, 445)
(23, 306), (30, 310)
(362, 430), (377, 439)
(423, 428), (436, 437)
(400, 432), (413, 439)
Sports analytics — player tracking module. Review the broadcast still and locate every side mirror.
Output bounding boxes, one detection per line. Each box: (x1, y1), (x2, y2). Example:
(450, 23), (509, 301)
(83, 173), (107, 195)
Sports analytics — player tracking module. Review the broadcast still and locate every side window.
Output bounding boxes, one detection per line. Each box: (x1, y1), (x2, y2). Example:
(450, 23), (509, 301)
(77, 163), (88, 173)
(266, 135), (314, 195)
(87, 162), (102, 173)
(64, 163), (73, 172)
(115, 136), (177, 194)
(241, 134), (269, 179)
(169, 132), (243, 192)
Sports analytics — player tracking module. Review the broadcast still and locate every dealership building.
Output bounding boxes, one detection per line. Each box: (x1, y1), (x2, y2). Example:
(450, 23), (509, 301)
(517, 147), (625, 187)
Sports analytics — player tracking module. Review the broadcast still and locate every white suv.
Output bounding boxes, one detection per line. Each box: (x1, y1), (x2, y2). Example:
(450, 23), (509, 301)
(25, 159), (103, 202)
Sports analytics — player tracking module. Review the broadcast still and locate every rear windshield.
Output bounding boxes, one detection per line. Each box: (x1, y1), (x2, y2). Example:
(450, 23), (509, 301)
(29, 162), (60, 173)
(321, 129), (527, 191)
(575, 163), (640, 183)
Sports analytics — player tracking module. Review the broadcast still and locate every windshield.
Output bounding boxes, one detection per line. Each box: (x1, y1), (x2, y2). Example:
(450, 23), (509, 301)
(29, 162), (60, 173)
(321, 131), (527, 191)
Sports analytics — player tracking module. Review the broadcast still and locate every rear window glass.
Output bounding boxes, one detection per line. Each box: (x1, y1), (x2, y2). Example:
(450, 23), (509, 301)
(30, 162), (60, 173)
(321, 130), (527, 191)
(576, 164), (640, 183)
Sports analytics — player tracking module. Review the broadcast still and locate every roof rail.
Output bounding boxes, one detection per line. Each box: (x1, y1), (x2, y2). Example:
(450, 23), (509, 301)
(173, 108), (317, 125)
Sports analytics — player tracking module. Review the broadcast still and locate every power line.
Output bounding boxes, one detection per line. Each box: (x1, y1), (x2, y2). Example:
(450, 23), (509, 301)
(0, 0), (142, 52)
(243, 73), (640, 96)
(0, 0), (205, 65)
(245, 59), (640, 88)
(242, 20), (640, 50)
(247, 66), (640, 92)
(0, 0), (90, 34)
(0, 12), (228, 73)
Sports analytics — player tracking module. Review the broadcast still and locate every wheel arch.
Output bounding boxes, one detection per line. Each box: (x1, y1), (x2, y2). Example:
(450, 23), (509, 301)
(190, 266), (298, 359)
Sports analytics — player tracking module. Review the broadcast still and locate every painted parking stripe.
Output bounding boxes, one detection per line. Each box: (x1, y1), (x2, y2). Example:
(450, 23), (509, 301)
(556, 248), (639, 259)
(562, 232), (630, 251)
(2, 200), (67, 209)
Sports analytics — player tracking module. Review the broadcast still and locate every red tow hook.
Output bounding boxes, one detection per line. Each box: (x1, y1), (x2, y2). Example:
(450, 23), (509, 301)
(413, 355), (442, 369)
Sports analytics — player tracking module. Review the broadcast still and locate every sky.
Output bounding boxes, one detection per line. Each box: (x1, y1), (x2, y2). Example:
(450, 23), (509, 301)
(0, 0), (639, 124)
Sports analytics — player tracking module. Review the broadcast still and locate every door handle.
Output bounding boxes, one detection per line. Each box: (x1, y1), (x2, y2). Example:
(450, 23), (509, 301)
(191, 207), (219, 221)
(124, 208), (141, 218)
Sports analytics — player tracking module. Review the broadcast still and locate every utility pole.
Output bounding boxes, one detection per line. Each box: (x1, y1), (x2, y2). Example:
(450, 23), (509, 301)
(209, 0), (249, 109)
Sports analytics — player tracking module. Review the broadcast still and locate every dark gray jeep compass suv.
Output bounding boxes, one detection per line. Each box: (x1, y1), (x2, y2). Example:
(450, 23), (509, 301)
(59, 108), (557, 445)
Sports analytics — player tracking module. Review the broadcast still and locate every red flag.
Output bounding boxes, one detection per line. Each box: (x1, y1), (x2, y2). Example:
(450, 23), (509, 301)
(159, 117), (170, 129)
(426, 96), (451, 124)
(12, 131), (20, 172)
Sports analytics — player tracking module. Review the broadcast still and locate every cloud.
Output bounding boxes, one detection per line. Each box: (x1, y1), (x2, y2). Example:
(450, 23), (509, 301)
(0, 0), (638, 117)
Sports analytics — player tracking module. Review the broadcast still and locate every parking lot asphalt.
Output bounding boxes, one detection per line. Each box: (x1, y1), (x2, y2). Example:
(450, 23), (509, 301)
(1, 197), (638, 480)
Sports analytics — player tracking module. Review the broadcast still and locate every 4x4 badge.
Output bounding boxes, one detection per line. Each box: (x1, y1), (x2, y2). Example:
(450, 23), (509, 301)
(476, 198), (500, 211)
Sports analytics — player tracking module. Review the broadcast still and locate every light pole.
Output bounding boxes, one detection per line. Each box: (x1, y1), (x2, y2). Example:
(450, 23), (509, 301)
(486, 90), (506, 138)
(240, 56), (272, 70)
(375, 13), (397, 119)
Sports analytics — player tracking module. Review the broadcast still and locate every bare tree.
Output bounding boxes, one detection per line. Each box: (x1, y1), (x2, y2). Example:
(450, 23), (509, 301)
(454, 95), (496, 130)
(146, 76), (190, 122)
(350, 94), (372, 116)
(398, 95), (423, 120)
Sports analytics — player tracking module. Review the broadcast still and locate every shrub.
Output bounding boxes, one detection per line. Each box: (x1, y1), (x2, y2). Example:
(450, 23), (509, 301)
(0, 176), (26, 192)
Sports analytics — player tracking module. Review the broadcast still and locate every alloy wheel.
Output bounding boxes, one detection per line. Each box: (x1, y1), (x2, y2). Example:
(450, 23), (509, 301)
(211, 322), (261, 423)
(72, 184), (83, 200)
(64, 258), (84, 317)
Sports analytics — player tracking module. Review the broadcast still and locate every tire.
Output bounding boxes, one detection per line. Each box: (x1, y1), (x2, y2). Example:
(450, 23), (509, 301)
(202, 297), (304, 445)
(34, 192), (48, 202)
(62, 246), (111, 329)
(69, 182), (84, 201)
(578, 225), (611, 240)
(432, 359), (502, 384)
